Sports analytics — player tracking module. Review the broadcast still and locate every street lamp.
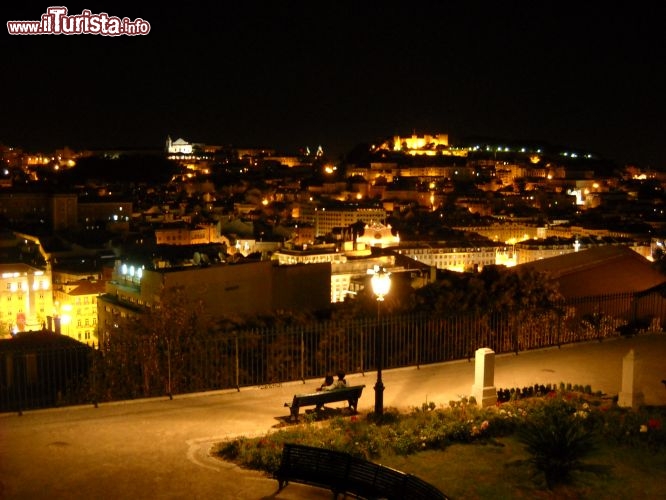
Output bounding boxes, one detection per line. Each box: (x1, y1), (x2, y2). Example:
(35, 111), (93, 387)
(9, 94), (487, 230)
(368, 265), (391, 416)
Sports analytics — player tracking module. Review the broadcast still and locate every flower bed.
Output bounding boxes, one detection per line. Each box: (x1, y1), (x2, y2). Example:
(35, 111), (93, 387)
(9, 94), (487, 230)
(213, 384), (665, 489)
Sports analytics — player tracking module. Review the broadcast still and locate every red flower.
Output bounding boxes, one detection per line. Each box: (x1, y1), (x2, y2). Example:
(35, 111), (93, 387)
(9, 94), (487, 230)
(648, 418), (662, 430)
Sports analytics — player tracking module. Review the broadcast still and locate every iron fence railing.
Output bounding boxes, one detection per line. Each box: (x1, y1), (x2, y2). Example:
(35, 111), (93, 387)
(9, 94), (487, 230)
(2, 290), (665, 413)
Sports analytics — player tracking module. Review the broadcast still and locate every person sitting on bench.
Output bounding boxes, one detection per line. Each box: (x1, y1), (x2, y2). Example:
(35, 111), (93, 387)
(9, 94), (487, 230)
(334, 370), (347, 389)
(315, 374), (336, 410)
(317, 374), (336, 392)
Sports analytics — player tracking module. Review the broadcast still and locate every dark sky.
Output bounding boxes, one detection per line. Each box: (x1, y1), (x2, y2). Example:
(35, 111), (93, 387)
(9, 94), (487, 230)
(3, 2), (665, 167)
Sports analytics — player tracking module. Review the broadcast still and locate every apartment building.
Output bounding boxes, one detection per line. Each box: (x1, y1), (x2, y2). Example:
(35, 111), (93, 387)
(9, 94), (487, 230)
(394, 243), (499, 272)
(0, 191), (77, 231)
(313, 205), (387, 238)
(0, 263), (53, 336)
(97, 259), (331, 344)
(53, 279), (105, 346)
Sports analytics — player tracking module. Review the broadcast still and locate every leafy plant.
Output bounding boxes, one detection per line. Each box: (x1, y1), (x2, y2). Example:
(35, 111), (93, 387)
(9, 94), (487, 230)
(514, 398), (600, 488)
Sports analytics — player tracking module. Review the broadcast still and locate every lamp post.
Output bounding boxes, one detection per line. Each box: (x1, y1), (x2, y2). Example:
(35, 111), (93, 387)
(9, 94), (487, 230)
(369, 265), (391, 416)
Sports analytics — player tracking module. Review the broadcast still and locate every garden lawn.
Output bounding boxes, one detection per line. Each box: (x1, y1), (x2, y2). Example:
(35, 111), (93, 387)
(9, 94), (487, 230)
(379, 436), (666, 499)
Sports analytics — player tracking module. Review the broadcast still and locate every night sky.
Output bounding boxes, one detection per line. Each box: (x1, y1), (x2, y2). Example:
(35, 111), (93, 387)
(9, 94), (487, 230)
(3, 2), (665, 167)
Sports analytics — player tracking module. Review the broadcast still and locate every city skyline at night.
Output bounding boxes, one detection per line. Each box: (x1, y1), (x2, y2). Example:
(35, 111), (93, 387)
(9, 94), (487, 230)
(3, 2), (666, 167)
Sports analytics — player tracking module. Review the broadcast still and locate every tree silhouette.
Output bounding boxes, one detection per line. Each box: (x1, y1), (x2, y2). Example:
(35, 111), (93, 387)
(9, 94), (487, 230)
(350, 219), (366, 250)
(99, 286), (212, 399)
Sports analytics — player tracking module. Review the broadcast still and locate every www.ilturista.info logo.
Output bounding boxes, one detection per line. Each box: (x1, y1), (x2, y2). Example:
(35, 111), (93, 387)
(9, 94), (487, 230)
(7, 6), (150, 36)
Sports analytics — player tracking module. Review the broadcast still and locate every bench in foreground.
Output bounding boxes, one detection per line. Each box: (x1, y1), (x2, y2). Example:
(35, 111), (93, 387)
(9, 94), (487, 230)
(284, 384), (365, 422)
(276, 443), (449, 499)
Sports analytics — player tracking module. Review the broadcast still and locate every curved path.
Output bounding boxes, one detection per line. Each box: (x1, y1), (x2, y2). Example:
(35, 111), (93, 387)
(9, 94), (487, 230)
(1, 334), (665, 499)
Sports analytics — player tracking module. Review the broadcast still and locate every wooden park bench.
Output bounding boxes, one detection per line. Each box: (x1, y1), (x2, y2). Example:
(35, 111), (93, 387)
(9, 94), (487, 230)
(284, 384), (365, 422)
(275, 443), (449, 499)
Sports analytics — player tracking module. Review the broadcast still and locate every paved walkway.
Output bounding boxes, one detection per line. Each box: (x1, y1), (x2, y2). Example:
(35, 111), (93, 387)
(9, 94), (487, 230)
(1, 334), (665, 499)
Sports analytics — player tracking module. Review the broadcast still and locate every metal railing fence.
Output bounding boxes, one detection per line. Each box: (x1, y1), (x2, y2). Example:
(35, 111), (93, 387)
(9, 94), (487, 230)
(2, 290), (665, 413)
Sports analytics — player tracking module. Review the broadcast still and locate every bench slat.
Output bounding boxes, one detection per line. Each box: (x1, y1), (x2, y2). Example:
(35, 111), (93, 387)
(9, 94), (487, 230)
(346, 458), (408, 498)
(276, 443), (448, 499)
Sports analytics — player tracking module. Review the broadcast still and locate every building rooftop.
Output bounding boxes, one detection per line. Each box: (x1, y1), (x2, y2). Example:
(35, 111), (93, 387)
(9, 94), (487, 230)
(68, 280), (107, 296)
(0, 331), (90, 351)
(0, 262), (43, 274)
(518, 245), (666, 297)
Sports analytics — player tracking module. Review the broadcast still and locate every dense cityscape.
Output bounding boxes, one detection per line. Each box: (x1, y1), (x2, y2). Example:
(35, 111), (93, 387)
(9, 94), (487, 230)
(2, 131), (665, 346)
(4, 3), (666, 498)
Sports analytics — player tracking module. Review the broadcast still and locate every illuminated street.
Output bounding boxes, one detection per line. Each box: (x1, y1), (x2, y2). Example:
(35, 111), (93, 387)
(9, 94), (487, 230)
(2, 334), (665, 499)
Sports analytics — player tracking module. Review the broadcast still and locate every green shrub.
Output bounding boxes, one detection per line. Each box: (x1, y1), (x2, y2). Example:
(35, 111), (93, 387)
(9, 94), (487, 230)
(515, 398), (599, 489)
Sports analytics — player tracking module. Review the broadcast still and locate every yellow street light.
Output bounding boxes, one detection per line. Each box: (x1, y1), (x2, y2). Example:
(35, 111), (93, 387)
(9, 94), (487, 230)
(368, 265), (391, 415)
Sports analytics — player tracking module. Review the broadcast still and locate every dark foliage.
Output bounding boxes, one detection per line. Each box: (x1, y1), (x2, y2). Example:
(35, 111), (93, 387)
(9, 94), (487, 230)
(57, 155), (182, 185)
(515, 399), (600, 489)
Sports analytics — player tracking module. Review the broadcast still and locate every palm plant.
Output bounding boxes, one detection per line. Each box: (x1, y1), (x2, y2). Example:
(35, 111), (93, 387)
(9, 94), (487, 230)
(515, 398), (599, 489)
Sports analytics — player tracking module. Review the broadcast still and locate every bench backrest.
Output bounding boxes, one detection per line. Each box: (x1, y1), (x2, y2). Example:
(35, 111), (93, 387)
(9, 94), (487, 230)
(279, 442), (351, 491)
(293, 385), (364, 406)
(279, 443), (448, 500)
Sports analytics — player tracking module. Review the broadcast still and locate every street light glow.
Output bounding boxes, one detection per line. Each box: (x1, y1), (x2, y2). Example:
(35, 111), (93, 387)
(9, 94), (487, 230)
(368, 265), (391, 416)
(369, 265), (391, 301)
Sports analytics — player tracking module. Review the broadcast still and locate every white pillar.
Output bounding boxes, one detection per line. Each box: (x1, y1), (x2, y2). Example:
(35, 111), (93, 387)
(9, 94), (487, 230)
(618, 349), (644, 410)
(471, 347), (497, 407)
